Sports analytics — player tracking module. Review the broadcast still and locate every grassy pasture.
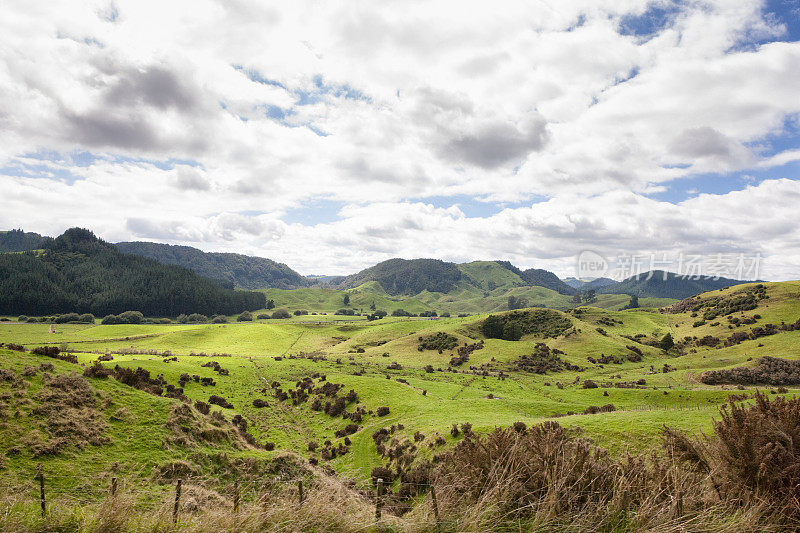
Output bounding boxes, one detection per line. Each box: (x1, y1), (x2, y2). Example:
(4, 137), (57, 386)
(1, 280), (798, 499)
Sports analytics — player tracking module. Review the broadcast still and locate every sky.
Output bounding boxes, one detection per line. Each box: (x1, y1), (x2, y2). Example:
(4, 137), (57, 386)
(1, 0), (799, 280)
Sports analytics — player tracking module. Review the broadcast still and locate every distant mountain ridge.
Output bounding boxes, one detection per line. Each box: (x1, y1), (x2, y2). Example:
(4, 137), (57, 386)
(596, 270), (751, 299)
(2, 228), (756, 301)
(564, 277), (618, 290)
(115, 241), (310, 290)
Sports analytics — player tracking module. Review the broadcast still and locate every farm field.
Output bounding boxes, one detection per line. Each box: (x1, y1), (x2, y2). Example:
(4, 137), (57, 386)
(1, 280), (799, 529)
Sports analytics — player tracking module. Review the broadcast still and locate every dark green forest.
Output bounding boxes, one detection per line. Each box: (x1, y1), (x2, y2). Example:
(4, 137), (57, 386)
(0, 229), (53, 252)
(0, 228), (265, 316)
(116, 241), (310, 290)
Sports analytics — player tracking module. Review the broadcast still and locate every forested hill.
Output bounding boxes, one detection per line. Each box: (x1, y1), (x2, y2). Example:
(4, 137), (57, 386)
(116, 241), (310, 290)
(339, 258), (463, 295)
(0, 229), (53, 252)
(0, 228), (265, 316)
(596, 270), (751, 299)
(338, 258), (577, 297)
(519, 268), (576, 295)
(490, 261), (576, 295)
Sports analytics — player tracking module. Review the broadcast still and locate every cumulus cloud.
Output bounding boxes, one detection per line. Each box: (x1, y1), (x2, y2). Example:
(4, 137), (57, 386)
(0, 0), (798, 280)
(173, 167), (210, 191)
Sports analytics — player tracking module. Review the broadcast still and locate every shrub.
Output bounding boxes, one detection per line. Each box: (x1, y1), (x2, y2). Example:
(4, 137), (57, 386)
(418, 332), (459, 351)
(271, 309), (291, 319)
(117, 311), (144, 324)
(371, 466), (394, 484)
(293, 309), (309, 316)
(256, 314), (269, 319)
(376, 406), (390, 416)
(663, 392), (800, 519)
(700, 356), (800, 386)
(208, 395), (233, 409)
(482, 309), (572, 341)
(237, 311), (253, 322)
(211, 315), (228, 323)
(54, 313), (81, 324)
(83, 361), (112, 379)
(186, 313), (208, 323)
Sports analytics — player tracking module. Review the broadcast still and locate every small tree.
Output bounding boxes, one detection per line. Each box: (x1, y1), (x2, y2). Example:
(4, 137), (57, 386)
(370, 300), (376, 311)
(508, 295), (526, 310)
(628, 294), (639, 309)
(571, 293), (582, 305)
(237, 311), (253, 322)
(584, 289), (597, 304)
(660, 332), (674, 351)
(343, 294), (350, 306)
(266, 299), (275, 310)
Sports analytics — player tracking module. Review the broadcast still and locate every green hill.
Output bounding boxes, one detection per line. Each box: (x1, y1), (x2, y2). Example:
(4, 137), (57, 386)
(116, 241), (310, 290)
(0, 228), (265, 316)
(457, 261), (526, 290)
(339, 258), (463, 295)
(520, 268), (577, 295)
(597, 270), (752, 299)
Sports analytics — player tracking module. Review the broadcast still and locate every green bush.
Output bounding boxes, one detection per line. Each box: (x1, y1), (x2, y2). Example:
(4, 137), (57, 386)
(271, 309), (291, 319)
(482, 309), (572, 341)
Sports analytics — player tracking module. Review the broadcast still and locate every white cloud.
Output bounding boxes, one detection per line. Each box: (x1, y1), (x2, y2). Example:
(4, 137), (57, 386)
(0, 0), (798, 280)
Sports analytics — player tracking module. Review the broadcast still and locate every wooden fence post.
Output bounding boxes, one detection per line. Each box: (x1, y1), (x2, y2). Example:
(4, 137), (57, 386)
(111, 477), (117, 496)
(233, 479), (239, 514)
(298, 479), (304, 505)
(375, 478), (383, 521)
(431, 484), (440, 523)
(173, 479), (182, 524)
(37, 464), (46, 518)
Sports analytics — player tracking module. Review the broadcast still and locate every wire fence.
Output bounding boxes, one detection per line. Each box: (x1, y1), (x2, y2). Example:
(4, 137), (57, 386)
(0, 464), (452, 526)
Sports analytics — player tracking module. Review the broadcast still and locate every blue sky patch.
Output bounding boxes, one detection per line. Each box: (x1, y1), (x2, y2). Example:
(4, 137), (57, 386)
(421, 195), (547, 218)
(282, 198), (347, 225)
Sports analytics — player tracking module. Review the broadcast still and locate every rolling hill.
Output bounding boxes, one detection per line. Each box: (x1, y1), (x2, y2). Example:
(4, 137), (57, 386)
(116, 241), (311, 290)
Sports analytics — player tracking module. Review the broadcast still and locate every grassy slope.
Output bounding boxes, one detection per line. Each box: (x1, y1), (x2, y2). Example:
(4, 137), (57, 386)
(1, 280), (798, 492)
(0, 348), (269, 500)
